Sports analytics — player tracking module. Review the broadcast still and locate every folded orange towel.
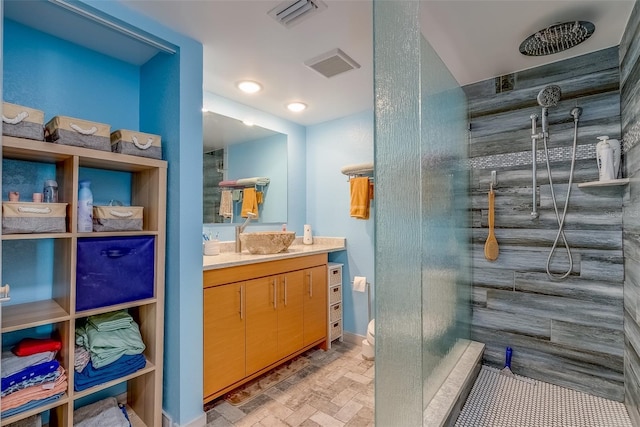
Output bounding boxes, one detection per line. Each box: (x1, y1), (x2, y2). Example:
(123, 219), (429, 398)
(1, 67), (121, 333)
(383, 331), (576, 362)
(350, 177), (370, 219)
(241, 188), (259, 218)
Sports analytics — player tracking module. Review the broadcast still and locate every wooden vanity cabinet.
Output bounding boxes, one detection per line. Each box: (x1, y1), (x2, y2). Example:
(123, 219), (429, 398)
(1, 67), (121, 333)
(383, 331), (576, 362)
(203, 282), (246, 398)
(303, 265), (328, 346)
(203, 254), (328, 403)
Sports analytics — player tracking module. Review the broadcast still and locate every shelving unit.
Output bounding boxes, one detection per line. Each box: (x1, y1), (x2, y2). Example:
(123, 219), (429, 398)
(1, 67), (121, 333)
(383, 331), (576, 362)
(327, 262), (343, 349)
(1, 137), (166, 426)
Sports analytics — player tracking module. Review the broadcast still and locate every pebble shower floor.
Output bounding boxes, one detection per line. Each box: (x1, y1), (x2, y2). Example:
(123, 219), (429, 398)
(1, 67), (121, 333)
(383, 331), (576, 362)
(455, 366), (633, 427)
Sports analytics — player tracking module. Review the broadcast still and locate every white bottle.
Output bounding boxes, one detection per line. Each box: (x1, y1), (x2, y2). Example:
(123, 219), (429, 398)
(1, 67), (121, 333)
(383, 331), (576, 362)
(596, 136), (616, 181)
(78, 180), (93, 232)
(303, 224), (313, 245)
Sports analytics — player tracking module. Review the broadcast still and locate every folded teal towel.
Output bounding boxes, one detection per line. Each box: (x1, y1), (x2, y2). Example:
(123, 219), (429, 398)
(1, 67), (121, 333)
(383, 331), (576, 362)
(87, 310), (133, 332)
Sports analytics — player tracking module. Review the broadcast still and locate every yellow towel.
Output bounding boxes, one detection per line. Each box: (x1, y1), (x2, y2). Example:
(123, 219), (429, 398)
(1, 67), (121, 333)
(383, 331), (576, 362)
(350, 177), (370, 219)
(241, 188), (259, 218)
(256, 191), (263, 204)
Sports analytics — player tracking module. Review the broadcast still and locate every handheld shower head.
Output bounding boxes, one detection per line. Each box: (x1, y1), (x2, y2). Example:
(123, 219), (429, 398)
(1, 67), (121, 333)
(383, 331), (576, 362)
(537, 85), (562, 108)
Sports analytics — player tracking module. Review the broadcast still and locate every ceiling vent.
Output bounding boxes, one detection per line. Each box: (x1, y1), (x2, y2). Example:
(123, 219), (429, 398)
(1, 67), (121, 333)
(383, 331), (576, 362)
(305, 48), (361, 78)
(268, 0), (327, 29)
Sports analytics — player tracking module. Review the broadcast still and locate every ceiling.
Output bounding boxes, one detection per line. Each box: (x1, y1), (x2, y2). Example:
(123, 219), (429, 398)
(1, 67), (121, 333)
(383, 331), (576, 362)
(120, 0), (636, 127)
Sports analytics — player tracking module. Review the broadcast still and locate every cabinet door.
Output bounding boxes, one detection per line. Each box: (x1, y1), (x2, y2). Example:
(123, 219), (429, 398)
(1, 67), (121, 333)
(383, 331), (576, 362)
(278, 270), (304, 359)
(245, 276), (279, 374)
(303, 265), (328, 346)
(203, 283), (245, 399)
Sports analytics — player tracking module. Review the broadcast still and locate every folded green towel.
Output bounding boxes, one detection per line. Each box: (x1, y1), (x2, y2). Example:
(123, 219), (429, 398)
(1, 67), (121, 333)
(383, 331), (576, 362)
(87, 310), (133, 332)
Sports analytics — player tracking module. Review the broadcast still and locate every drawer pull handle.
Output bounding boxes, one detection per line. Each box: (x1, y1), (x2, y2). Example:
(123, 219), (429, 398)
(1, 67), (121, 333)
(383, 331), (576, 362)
(70, 122), (98, 135)
(2, 111), (28, 125)
(284, 277), (288, 306)
(239, 286), (244, 320)
(308, 271), (313, 297)
(132, 135), (154, 150)
(273, 279), (277, 309)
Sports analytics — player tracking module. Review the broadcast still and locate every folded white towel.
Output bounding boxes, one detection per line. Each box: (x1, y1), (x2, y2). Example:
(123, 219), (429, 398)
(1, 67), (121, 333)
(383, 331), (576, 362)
(341, 162), (374, 176)
(236, 177), (270, 186)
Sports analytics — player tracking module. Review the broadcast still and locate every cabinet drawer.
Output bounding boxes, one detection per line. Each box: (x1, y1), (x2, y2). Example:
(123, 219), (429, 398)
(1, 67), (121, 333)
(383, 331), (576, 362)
(329, 285), (341, 305)
(328, 265), (342, 286)
(76, 236), (155, 311)
(329, 302), (342, 323)
(330, 319), (342, 341)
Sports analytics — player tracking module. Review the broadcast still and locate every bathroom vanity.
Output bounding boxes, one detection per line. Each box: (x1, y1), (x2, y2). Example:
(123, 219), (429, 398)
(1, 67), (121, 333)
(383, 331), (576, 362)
(202, 238), (345, 403)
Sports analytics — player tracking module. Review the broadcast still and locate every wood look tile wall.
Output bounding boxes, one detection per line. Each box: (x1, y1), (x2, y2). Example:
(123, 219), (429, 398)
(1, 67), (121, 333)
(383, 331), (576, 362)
(464, 45), (626, 401)
(620, 0), (640, 423)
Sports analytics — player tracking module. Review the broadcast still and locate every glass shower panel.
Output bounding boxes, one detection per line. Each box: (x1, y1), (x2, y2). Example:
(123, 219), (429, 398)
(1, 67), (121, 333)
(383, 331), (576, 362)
(419, 33), (471, 410)
(374, 1), (471, 425)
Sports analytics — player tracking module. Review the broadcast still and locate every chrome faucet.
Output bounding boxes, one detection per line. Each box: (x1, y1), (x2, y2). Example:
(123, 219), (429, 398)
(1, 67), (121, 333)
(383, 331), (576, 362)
(235, 212), (257, 253)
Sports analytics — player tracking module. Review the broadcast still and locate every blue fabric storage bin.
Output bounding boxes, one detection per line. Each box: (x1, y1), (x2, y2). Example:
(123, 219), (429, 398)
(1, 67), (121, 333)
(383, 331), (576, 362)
(76, 235), (155, 311)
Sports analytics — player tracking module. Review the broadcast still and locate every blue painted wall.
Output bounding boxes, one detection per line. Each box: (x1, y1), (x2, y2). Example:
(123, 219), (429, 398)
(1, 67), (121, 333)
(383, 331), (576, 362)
(227, 134), (287, 223)
(306, 110), (375, 337)
(2, 1), (205, 424)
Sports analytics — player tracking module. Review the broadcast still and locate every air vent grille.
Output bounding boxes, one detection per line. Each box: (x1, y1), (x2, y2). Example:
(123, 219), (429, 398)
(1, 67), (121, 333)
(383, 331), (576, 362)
(305, 48), (361, 78)
(268, 0), (328, 29)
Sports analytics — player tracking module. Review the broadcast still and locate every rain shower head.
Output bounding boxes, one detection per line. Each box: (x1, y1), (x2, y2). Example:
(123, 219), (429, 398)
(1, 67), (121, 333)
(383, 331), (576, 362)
(537, 85), (562, 108)
(519, 21), (595, 57)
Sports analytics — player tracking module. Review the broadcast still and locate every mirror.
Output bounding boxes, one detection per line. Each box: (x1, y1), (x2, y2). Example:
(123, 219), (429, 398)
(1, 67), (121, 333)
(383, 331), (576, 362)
(203, 112), (288, 224)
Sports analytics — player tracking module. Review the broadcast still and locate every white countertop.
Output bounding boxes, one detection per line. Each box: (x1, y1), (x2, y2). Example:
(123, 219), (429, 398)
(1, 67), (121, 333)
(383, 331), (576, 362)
(203, 237), (346, 270)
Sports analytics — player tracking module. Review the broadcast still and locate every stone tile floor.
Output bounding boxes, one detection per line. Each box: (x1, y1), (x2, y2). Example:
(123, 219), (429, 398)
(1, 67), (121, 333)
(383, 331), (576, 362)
(206, 341), (374, 427)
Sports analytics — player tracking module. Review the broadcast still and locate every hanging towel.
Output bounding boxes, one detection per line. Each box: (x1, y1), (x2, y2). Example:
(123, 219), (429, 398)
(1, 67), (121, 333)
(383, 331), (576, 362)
(219, 190), (233, 218)
(256, 191), (263, 204)
(231, 189), (242, 201)
(241, 188), (259, 218)
(350, 177), (370, 219)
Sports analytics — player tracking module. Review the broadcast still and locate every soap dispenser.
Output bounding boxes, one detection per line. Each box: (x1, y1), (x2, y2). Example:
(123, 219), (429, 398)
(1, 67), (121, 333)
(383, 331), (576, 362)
(596, 136), (616, 181)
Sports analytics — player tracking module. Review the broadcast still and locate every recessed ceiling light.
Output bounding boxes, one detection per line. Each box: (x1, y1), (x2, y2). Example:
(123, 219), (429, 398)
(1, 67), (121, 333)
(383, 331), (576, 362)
(287, 102), (307, 112)
(243, 120), (254, 127)
(237, 80), (262, 94)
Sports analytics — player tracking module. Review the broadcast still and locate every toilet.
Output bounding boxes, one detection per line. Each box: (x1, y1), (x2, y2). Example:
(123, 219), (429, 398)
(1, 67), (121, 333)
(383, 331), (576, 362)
(362, 319), (375, 360)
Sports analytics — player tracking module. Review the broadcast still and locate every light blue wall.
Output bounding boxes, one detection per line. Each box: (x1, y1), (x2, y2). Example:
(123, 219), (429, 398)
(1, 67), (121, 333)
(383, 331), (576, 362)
(306, 110), (374, 337)
(1, 1), (205, 424)
(203, 92), (306, 241)
(227, 134), (287, 223)
(87, 2), (205, 425)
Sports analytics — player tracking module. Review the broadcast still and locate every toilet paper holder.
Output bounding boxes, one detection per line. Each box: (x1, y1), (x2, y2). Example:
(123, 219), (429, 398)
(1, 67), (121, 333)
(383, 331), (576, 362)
(351, 279), (372, 322)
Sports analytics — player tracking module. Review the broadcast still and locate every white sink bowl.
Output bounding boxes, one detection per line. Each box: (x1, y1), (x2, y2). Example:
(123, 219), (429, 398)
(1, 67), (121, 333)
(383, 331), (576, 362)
(240, 231), (296, 255)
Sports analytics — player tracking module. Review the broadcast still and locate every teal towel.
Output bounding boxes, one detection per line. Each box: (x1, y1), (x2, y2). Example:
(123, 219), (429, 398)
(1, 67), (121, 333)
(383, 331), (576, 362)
(76, 321), (145, 369)
(87, 310), (133, 332)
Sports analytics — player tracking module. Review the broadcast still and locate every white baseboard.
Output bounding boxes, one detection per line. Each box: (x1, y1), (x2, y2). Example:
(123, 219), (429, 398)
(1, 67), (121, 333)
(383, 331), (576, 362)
(163, 411), (206, 427)
(342, 331), (365, 346)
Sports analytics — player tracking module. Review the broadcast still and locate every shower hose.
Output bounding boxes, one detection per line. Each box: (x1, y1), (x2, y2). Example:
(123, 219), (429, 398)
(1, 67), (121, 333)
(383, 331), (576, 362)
(542, 116), (579, 280)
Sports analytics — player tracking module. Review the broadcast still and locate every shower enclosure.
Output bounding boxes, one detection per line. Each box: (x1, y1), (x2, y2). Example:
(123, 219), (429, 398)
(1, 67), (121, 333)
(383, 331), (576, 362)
(373, 1), (472, 425)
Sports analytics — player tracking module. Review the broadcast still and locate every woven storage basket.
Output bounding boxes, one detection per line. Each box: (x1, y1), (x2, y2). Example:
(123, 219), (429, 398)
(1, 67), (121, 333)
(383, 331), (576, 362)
(93, 205), (143, 232)
(111, 129), (162, 159)
(328, 265), (342, 286)
(2, 202), (67, 234)
(330, 320), (342, 341)
(45, 115), (110, 151)
(2, 102), (45, 140)
(330, 302), (342, 323)
(329, 285), (341, 305)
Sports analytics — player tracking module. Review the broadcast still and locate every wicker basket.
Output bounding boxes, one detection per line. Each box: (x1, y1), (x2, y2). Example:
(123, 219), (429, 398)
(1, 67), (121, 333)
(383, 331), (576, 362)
(93, 205), (143, 232)
(330, 320), (342, 341)
(328, 265), (342, 286)
(329, 285), (341, 305)
(111, 129), (162, 159)
(329, 302), (342, 323)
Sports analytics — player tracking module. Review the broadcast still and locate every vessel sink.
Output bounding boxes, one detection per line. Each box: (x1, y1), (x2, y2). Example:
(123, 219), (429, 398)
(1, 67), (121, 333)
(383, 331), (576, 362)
(240, 231), (296, 255)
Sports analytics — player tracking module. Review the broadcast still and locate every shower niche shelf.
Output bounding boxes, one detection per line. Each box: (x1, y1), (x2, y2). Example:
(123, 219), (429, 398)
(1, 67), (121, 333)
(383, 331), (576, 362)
(578, 178), (629, 188)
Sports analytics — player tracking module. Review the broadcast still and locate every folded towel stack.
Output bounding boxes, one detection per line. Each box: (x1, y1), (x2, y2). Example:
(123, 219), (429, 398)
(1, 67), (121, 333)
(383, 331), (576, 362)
(1, 344), (66, 418)
(75, 310), (146, 391)
(218, 180), (237, 187)
(341, 162), (374, 176)
(236, 177), (270, 186)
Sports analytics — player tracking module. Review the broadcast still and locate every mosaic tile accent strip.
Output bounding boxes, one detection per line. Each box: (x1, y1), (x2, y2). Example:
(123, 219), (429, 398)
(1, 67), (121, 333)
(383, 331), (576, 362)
(469, 143), (597, 170)
(455, 366), (632, 427)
